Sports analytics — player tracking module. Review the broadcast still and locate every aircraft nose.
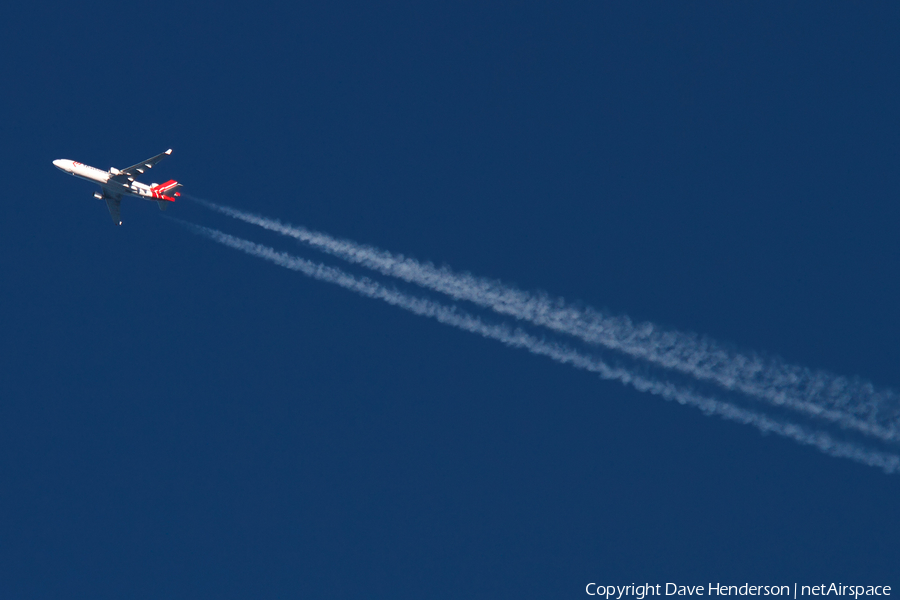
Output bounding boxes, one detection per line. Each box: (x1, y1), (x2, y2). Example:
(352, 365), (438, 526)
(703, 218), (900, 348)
(53, 159), (66, 170)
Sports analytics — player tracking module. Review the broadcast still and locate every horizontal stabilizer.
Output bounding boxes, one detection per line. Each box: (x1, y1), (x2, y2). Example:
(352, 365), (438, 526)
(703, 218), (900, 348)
(150, 179), (182, 201)
(157, 200), (168, 211)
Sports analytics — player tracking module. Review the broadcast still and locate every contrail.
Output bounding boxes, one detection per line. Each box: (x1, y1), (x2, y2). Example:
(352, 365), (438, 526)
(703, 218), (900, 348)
(176, 220), (900, 473)
(188, 198), (900, 444)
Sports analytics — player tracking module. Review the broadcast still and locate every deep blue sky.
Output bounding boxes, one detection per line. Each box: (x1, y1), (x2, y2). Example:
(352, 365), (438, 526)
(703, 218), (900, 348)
(2, 2), (899, 598)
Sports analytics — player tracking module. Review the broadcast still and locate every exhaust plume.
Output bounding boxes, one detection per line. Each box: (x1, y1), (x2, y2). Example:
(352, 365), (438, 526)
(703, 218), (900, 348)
(188, 198), (900, 445)
(176, 219), (900, 473)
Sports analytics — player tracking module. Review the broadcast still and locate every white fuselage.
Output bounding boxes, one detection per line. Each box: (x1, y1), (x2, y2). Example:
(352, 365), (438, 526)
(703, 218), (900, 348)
(52, 159), (158, 200)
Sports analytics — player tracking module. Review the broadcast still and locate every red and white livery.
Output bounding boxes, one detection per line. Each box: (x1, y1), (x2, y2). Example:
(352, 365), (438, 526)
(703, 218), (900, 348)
(53, 149), (182, 225)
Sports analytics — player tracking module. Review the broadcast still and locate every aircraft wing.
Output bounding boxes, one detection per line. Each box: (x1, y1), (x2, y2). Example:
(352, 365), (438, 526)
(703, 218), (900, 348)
(104, 193), (123, 226)
(110, 149), (172, 182)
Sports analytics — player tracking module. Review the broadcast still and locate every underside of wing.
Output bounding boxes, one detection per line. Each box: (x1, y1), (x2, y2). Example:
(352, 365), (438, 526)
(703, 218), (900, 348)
(109, 149), (172, 182)
(104, 194), (122, 226)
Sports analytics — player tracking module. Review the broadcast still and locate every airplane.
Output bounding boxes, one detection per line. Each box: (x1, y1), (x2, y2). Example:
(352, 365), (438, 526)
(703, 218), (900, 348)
(53, 149), (182, 225)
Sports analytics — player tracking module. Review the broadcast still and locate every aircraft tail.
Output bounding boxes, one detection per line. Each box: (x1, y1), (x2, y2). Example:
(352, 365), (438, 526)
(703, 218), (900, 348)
(157, 201), (168, 211)
(150, 180), (182, 202)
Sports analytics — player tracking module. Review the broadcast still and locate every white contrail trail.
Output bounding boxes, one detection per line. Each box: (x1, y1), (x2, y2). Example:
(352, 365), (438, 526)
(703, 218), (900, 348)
(188, 198), (900, 444)
(177, 220), (900, 473)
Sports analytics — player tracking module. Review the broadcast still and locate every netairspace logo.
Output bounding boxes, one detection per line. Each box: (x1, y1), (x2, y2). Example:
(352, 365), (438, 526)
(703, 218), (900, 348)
(585, 584), (893, 599)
